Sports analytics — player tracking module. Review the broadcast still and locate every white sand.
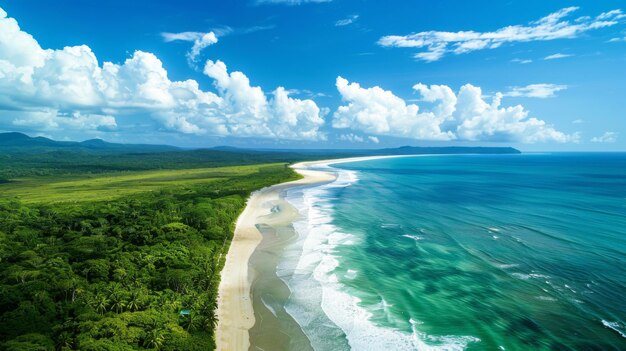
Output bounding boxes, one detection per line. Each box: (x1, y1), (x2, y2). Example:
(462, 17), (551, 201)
(215, 155), (411, 350)
(215, 167), (335, 350)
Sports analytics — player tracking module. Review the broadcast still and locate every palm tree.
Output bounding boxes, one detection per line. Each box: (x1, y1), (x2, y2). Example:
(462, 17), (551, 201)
(180, 313), (200, 332)
(143, 329), (166, 350)
(92, 294), (109, 315)
(204, 310), (217, 332)
(126, 290), (142, 312)
(55, 331), (73, 350)
(109, 293), (126, 313)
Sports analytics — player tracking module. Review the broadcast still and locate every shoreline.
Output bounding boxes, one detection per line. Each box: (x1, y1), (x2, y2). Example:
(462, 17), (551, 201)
(215, 155), (411, 350)
(214, 165), (335, 351)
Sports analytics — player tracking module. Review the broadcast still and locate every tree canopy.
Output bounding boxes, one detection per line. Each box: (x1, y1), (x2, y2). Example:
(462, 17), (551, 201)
(0, 163), (300, 350)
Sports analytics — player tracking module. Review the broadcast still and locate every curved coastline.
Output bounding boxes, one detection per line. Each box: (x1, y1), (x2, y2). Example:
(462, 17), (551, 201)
(214, 165), (335, 350)
(215, 156), (411, 351)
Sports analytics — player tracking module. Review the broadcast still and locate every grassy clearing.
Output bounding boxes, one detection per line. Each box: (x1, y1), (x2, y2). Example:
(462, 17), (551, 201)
(0, 164), (280, 204)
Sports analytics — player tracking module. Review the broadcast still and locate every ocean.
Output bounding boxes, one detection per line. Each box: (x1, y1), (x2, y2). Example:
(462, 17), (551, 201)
(280, 153), (626, 350)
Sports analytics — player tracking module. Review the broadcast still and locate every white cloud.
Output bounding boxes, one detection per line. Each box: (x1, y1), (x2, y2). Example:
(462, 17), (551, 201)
(162, 25), (275, 60)
(189, 33), (218, 62)
(338, 133), (364, 142)
(164, 24), (274, 41)
(203, 60), (325, 140)
(256, 0), (331, 5)
(336, 15), (359, 27)
(591, 132), (617, 143)
(338, 133), (380, 143)
(333, 77), (455, 141)
(161, 31), (204, 42)
(597, 10), (626, 20)
(378, 7), (624, 62)
(0, 6), (582, 145)
(454, 87), (578, 143)
(511, 58), (533, 64)
(608, 36), (626, 42)
(504, 84), (568, 98)
(544, 53), (572, 60)
(239, 25), (275, 34)
(333, 78), (576, 143)
(412, 83), (458, 119)
(10, 110), (117, 132)
(0, 7), (326, 140)
(285, 88), (329, 99)
(572, 118), (584, 124)
(161, 31), (218, 62)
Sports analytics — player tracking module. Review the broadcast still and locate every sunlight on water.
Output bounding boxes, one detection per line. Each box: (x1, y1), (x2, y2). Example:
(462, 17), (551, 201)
(283, 154), (626, 350)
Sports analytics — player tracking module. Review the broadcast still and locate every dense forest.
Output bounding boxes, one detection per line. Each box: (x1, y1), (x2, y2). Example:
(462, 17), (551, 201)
(0, 162), (300, 350)
(0, 148), (329, 180)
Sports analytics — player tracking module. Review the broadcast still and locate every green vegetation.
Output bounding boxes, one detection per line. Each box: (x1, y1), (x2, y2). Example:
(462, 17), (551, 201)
(0, 149), (317, 180)
(0, 132), (520, 181)
(0, 162), (301, 350)
(1, 166), (272, 204)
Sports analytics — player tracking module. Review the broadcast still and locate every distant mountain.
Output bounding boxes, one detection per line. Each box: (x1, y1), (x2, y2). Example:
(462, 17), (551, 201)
(0, 132), (521, 157)
(212, 145), (521, 156)
(0, 132), (179, 154)
(0, 132), (63, 147)
(0, 132), (522, 180)
(374, 145), (521, 155)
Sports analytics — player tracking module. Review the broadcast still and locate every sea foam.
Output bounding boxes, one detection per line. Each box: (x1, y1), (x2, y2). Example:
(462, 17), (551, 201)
(602, 320), (626, 339)
(281, 166), (480, 350)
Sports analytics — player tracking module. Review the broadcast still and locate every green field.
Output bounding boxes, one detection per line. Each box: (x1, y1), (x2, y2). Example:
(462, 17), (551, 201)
(1, 165), (274, 204)
(0, 162), (300, 350)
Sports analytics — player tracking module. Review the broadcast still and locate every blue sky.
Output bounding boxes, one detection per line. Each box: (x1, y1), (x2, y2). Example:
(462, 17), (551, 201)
(0, 0), (624, 150)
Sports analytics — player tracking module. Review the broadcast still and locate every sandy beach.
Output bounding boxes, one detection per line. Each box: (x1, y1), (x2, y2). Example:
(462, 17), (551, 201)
(215, 156), (409, 351)
(215, 165), (335, 351)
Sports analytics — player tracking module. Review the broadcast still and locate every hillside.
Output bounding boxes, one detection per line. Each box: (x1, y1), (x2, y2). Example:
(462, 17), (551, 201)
(0, 132), (521, 180)
(0, 132), (179, 154)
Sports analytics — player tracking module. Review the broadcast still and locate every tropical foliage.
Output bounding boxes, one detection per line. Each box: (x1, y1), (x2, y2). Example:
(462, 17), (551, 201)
(0, 163), (300, 350)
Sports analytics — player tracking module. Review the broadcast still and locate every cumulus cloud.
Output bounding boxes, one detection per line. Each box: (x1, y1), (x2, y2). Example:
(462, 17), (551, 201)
(161, 31), (218, 62)
(333, 77), (576, 143)
(591, 132), (617, 143)
(504, 84), (568, 98)
(333, 77), (455, 141)
(0, 6), (580, 145)
(368, 136), (379, 143)
(189, 33), (218, 62)
(544, 53), (572, 60)
(338, 133), (380, 143)
(0, 7), (325, 140)
(10, 110), (117, 132)
(454, 87), (578, 143)
(378, 7), (624, 61)
(338, 133), (364, 142)
(203, 60), (325, 139)
(336, 15), (359, 27)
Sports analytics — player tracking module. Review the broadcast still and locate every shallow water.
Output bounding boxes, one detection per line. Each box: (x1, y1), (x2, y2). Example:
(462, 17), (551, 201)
(248, 201), (313, 351)
(281, 153), (626, 350)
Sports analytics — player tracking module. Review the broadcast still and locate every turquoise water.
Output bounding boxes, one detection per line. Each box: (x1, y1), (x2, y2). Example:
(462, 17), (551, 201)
(282, 153), (626, 350)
